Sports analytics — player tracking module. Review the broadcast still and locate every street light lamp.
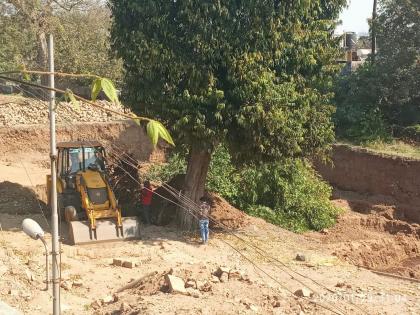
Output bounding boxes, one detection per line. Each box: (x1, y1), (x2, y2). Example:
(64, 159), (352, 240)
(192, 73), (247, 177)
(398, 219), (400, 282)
(22, 218), (49, 291)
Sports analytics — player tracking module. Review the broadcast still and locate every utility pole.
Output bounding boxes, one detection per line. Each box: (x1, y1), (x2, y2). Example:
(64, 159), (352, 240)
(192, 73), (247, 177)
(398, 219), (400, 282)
(371, 0), (378, 62)
(48, 34), (60, 315)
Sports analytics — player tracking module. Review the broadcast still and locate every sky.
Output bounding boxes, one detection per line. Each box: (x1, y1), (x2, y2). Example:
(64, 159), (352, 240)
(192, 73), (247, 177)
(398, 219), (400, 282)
(336, 0), (374, 35)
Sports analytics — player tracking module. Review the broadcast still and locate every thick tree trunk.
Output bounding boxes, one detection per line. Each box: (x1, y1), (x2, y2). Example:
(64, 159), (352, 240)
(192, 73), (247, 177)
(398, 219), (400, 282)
(177, 146), (212, 230)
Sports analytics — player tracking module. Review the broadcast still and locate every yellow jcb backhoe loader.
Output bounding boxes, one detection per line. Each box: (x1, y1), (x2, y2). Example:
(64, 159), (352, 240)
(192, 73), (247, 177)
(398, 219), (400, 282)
(47, 141), (140, 245)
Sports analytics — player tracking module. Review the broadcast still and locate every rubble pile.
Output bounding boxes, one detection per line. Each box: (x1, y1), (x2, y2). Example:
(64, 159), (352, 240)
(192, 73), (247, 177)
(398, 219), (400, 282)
(0, 94), (131, 126)
(95, 265), (259, 314)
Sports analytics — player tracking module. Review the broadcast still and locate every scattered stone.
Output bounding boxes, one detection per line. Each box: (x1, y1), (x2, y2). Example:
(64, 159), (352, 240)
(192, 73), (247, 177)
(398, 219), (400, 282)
(228, 269), (242, 280)
(294, 288), (313, 298)
(211, 275), (220, 283)
(165, 274), (186, 294)
(21, 292), (31, 301)
(270, 295), (281, 308)
(61, 281), (72, 291)
(214, 266), (230, 278)
(8, 289), (18, 296)
(197, 281), (212, 292)
(249, 304), (259, 312)
(220, 273), (229, 283)
(240, 274), (252, 283)
(122, 261), (136, 269)
(101, 295), (115, 304)
(90, 300), (102, 310)
(0, 266), (8, 278)
(72, 279), (83, 287)
(185, 280), (196, 288)
(240, 298), (252, 307)
(196, 280), (204, 290)
(321, 229), (329, 235)
(120, 302), (131, 312)
(186, 288), (200, 298)
(355, 293), (366, 299)
(295, 254), (306, 262)
(25, 270), (34, 281)
(113, 258), (123, 266)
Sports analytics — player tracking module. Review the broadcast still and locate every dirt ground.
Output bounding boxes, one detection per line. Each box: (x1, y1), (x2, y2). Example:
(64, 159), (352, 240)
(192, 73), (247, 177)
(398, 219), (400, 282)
(1, 211), (419, 315)
(0, 115), (419, 314)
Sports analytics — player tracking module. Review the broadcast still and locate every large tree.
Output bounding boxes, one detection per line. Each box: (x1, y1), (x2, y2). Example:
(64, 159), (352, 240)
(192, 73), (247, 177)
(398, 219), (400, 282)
(110, 0), (346, 229)
(375, 0), (420, 126)
(334, 0), (420, 141)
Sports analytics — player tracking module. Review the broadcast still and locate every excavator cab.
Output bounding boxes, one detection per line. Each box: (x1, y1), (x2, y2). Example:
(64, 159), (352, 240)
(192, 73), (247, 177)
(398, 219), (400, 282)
(47, 141), (140, 245)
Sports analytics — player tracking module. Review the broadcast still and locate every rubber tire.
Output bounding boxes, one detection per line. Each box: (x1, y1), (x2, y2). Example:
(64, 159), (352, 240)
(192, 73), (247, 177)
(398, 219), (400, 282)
(64, 206), (77, 222)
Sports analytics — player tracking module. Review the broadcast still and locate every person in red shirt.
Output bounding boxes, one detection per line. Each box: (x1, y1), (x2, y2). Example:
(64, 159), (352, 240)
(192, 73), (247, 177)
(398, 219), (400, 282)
(141, 180), (153, 224)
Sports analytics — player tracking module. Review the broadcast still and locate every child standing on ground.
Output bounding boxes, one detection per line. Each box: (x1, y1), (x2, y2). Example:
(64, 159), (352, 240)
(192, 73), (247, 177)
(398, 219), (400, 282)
(199, 196), (211, 244)
(141, 180), (153, 224)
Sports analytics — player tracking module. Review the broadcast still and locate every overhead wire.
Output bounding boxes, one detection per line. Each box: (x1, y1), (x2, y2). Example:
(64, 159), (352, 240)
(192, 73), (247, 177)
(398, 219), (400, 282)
(103, 141), (367, 313)
(99, 134), (368, 315)
(5, 79), (364, 314)
(78, 132), (363, 314)
(104, 139), (367, 309)
(92, 147), (353, 315)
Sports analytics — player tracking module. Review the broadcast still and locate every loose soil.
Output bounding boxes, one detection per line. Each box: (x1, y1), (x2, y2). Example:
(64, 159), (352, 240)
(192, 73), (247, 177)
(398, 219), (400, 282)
(0, 98), (419, 314)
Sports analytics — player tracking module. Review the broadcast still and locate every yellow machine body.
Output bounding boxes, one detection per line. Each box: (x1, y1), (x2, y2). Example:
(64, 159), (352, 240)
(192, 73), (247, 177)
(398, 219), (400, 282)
(47, 141), (140, 245)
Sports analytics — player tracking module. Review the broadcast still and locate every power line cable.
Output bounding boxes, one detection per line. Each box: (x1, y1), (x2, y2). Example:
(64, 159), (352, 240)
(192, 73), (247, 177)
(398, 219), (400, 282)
(6, 80), (362, 314)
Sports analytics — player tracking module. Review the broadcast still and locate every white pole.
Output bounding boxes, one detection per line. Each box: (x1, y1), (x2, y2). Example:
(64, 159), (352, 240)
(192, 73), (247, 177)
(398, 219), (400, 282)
(48, 34), (60, 315)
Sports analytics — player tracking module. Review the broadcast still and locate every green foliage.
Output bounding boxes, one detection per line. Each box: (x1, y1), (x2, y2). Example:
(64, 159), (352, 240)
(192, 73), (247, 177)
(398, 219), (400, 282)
(237, 159), (341, 232)
(110, 0), (345, 163)
(147, 153), (186, 183)
(0, 3), (37, 71)
(334, 0), (420, 143)
(91, 77), (119, 103)
(334, 64), (391, 143)
(146, 120), (175, 147)
(63, 88), (80, 110)
(147, 148), (340, 232)
(53, 4), (123, 84)
(91, 78), (102, 101)
(206, 146), (239, 202)
(0, 1), (123, 83)
(110, 0), (346, 228)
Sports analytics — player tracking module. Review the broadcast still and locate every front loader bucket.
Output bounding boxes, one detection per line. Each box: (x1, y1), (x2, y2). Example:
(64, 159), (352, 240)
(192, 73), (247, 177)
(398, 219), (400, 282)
(67, 217), (141, 245)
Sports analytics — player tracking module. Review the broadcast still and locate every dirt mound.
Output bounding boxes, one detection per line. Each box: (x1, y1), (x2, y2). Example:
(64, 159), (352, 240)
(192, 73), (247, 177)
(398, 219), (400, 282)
(95, 264), (307, 315)
(208, 193), (250, 230)
(148, 175), (250, 229)
(0, 181), (47, 215)
(311, 195), (420, 280)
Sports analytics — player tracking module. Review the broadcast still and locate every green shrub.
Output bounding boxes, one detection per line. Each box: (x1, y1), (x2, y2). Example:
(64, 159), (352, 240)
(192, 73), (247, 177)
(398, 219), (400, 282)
(147, 153), (186, 183)
(147, 148), (340, 233)
(400, 125), (420, 143)
(237, 160), (341, 232)
(334, 64), (392, 143)
(207, 146), (240, 202)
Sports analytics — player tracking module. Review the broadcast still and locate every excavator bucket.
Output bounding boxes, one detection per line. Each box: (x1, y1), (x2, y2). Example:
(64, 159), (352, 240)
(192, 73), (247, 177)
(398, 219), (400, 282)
(67, 217), (141, 245)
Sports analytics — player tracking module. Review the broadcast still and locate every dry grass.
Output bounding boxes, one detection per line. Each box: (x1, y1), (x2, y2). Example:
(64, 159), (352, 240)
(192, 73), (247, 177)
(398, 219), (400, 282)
(340, 140), (420, 159)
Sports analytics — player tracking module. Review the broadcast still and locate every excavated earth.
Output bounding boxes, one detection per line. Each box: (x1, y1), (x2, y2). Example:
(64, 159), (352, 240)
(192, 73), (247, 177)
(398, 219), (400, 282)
(0, 94), (419, 314)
